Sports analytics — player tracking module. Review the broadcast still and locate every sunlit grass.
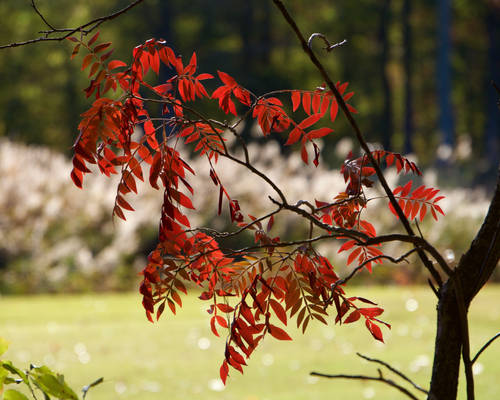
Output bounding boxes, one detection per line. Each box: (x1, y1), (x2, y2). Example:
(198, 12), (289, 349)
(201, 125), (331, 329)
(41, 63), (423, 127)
(1, 285), (499, 399)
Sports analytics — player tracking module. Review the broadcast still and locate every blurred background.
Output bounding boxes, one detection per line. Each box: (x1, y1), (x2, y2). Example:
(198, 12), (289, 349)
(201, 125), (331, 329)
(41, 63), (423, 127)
(1, 2), (500, 399)
(0, 0), (499, 291)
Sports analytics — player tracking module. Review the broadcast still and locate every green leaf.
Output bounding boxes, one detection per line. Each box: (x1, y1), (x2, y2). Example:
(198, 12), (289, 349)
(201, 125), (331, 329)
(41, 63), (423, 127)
(4, 389), (30, 400)
(30, 365), (78, 400)
(0, 337), (9, 356)
(2, 361), (28, 384)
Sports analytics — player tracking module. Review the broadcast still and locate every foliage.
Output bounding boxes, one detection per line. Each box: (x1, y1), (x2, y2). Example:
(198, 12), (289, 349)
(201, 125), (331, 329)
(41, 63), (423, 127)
(67, 33), (449, 384)
(0, 337), (102, 400)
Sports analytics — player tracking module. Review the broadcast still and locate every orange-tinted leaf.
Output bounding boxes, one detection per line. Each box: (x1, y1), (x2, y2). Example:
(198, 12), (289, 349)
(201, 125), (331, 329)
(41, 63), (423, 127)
(171, 290), (183, 307)
(93, 42), (112, 54)
(81, 54), (94, 71)
(156, 301), (165, 321)
(87, 31), (100, 47)
(108, 60), (127, 70)
(71, 43), (80, 59)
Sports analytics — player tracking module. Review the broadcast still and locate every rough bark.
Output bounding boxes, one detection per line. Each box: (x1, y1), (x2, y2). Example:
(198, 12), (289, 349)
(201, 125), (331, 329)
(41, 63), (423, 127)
(428, 169), (500, 399)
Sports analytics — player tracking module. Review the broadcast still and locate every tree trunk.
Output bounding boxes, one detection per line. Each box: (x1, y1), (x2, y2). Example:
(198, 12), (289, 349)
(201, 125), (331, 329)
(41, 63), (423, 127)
(428, 169), (500, 399)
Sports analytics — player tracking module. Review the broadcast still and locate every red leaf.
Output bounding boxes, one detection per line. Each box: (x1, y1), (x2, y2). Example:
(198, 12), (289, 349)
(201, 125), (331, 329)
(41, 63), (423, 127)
(301, 142), (308, 164)
(217, 70), (237, 87)
(285, 127), (302, 145)
(291, 91), (301, 112)
(419, 204), (427, 222)
(268, 324), (292, 340)
(302, 92), (311, 115)
(149, 152), (162, 189)
(87, 32), (100, 47)
(217, 303), (234, 313)
(93, 42), (112, 54)
(366, 320), (384, 343)
(298, 113), (321, 129)
(108, 60), (127, 70)
(359, 307), (384, 318)
(312, 93), (321, 113)
(171, 291), (183, 307)
(330, 99), (339, 122)
(401, 180), (412, 197)
(81, 54), (94, 71)
(338, 240), (356, 253)
(220, 360), (229, 384)
(344, 310), (360, 324)
(216, 315), (228, 328)
(71, 168), (83, 188)
(307, 127), (333, 139)
(211, 316), (220, 337)
(117, 195), (134, 211)
(347, 247), (362, 265)
(269, 299), (287, 326)
(113, 205), (126, 220)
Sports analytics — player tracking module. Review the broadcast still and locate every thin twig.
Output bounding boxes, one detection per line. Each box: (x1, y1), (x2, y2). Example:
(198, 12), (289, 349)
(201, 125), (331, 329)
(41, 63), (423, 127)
(472, 332), (500, 364)
(357, 353), (428, 395)
(31, 0), (56, 31)
(328, 248), (418, 297)
(310, 371), (420, 400)
(0, 0), (145, 50)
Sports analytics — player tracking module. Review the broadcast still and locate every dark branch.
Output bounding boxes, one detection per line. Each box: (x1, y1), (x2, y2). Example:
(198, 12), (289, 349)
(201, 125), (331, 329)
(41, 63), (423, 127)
(472, 332), (500, 364)
(271, 0), (451, 290)
(31, 0), (56, 31)
(0, 0), (145, 50)
(310, 370), (420, 400)
(356, 353), (428, 395)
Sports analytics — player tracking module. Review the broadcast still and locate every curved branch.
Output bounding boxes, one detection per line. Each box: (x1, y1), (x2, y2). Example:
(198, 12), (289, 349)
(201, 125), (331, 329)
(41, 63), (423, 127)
(356, 353), (428, 395)
(310, 370), (420, 400)
(472, 332), (500, 364)
(271, 0), (445, 287)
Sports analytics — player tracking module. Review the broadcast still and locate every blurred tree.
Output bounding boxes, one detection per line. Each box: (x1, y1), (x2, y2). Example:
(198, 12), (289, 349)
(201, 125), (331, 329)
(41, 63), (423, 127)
(485, 0), (500, 177)
(402, 0), (414, 154)
(379, 0), (393, 151)
(437, 0), (455, 156)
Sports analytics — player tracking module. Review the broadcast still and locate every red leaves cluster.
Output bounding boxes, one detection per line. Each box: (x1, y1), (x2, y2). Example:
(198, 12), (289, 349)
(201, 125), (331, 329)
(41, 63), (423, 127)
(212, 71), (251, 115)
(390, 181), (445, 222)
(69, 34), (446, 385)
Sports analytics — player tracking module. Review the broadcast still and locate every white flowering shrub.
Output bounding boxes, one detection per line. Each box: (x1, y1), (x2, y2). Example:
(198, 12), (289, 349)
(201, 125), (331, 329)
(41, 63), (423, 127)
(0, 137), (493, 292)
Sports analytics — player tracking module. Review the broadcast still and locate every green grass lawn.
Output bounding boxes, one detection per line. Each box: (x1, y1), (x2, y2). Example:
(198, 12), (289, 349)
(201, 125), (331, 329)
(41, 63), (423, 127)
(1, 285), (499, 399)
